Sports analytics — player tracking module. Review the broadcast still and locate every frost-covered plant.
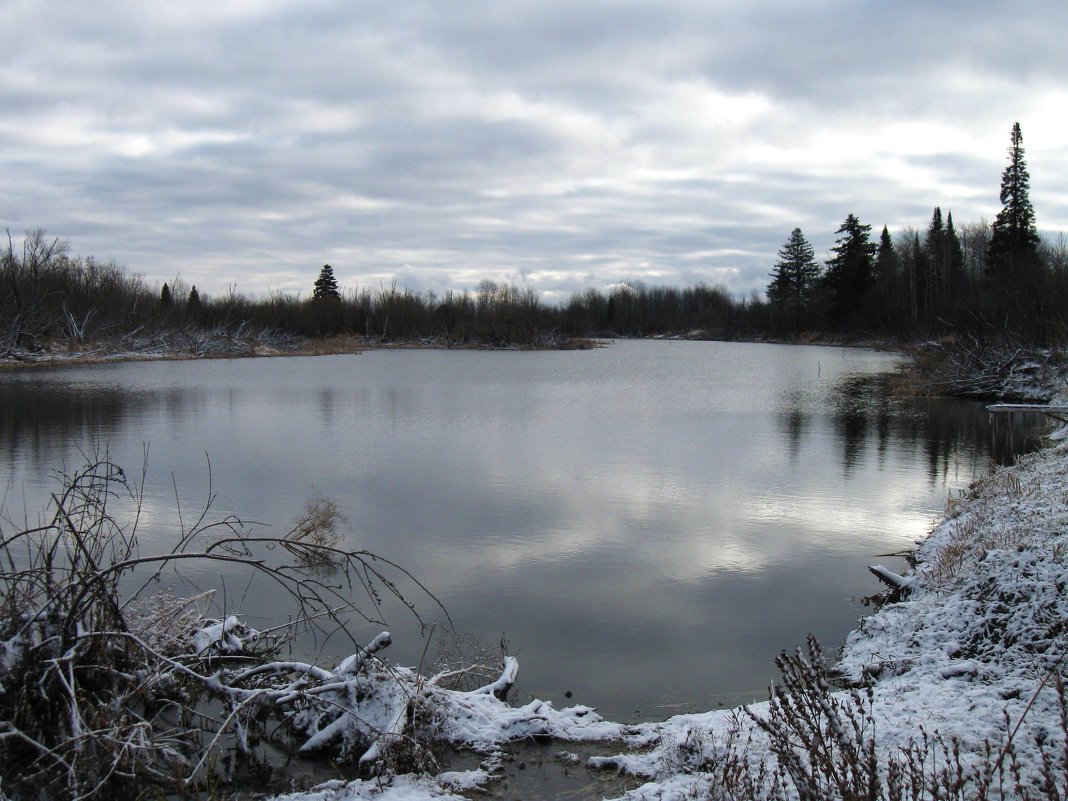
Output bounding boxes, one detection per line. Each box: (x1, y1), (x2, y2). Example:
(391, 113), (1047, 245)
(0, 457), (457, 800)
(719, 636), (1068, 801)
(743, 636), (881, 801)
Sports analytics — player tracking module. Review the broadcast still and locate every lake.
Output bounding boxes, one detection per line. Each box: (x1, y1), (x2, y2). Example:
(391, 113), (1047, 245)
(0, 340), (1040, 722)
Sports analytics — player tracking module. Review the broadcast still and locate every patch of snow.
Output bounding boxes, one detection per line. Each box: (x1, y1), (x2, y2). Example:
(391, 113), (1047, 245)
(192, 615), (259, 655)
(268, 774), (477, 801)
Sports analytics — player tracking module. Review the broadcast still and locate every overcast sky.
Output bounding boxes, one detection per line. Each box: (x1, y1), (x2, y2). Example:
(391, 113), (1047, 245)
(2, 1), (1067, 302)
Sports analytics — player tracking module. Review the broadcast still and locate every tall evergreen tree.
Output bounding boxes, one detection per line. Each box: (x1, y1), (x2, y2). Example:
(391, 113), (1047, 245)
(872, 225), (900, 324)
(822, 214), (876, 328)
(313, 264), (342, 301)
(160, 282), (172, 310)
(923, 207), (945, 313)
(986, 122), (1039, 281)
(767, 227), (820, 330)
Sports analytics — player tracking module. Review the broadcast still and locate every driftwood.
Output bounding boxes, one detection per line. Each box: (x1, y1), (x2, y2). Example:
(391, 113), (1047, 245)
(866, 564), (918, 608)
(911, 334), (1063, 401)
(1, 325), (305, 364)
(868, 564), (916, 593)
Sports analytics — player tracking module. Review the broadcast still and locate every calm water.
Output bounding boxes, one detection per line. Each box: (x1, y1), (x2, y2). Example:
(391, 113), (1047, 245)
(0, 341), (1040, 722)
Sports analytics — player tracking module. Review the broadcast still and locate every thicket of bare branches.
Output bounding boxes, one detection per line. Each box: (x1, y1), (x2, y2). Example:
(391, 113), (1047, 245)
(0, 457), (510, 800)
(645, 637), (1068, 801)
(903, 330), (1067, 401)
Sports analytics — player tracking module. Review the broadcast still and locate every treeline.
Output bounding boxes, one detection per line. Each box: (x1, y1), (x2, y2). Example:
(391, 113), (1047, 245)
(1, 230), (160, 348)
(0, 237), (765, 350)
(0, 240), (573, 349)
(765, 123), (1068, 344)
(0, 240), (768, 351)
(3, 123), (1064, 353)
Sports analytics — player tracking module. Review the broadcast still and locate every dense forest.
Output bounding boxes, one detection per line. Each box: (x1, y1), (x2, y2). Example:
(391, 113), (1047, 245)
(2, 123), (1065, 354)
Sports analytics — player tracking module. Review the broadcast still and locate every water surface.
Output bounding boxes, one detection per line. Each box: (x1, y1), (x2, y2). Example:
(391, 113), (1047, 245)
(0, 341), (1039, 721)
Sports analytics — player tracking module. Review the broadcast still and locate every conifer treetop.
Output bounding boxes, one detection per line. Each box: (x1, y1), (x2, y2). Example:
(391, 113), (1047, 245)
(313, 264), (342, 301)
(987, 122), (1039, 276)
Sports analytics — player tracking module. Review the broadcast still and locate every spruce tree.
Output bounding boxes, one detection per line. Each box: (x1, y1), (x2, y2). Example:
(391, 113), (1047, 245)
(822, 214), (876, 328)
(187, 286), (202, 318)
(943, 211), (965, 299)
(160, 282), (172, 310)
(906, 233), (924, 323)
(986, 122), (1039, 281)
(313, 264), (342, 301)
(767, 227), (820, 330)
(872, 225), (900, 324)
(923, 207), (945, 313)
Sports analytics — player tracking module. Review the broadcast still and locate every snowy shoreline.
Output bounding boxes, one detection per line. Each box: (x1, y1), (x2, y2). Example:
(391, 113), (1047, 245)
(267, 420), (1068, 800)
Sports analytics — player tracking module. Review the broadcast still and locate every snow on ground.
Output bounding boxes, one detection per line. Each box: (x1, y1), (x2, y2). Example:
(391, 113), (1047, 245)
(270, 427), (1068, 801)
(836, 438), (1068, 768)
(267, 771), (490, 801)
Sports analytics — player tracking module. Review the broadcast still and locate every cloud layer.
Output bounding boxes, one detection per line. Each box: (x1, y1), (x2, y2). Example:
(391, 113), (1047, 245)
(2, 1), (1066, 299)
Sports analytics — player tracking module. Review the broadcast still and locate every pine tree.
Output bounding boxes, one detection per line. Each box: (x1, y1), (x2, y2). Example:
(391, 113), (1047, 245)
(160, 282), (172, 310)
(767, 227), (820, 330)
(986, 122), (1039, 281)
(187, 286), (202, 317)
(313, 264), (342, 301)
(822, 214), (876, 328)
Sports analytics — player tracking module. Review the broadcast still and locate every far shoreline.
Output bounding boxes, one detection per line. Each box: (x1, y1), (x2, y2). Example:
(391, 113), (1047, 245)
(0, 330), (907, 372)
(0, 333), (606, 370)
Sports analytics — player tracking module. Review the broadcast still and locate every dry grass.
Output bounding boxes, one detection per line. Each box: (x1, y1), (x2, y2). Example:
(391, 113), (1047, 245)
(923, 463), (1036, 589)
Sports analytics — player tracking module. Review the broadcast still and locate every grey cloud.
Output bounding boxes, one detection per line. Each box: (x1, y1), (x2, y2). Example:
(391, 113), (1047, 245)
(1, 1), (1066, 298)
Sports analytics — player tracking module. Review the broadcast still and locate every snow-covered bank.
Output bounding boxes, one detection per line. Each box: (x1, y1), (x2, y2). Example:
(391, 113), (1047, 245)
(272, 430), (1068, 800)
(581, 436), (1068, 799)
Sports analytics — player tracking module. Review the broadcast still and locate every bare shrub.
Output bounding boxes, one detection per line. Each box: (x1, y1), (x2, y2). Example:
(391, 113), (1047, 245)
(899, 333), (1066, 401)
(0, 457), (454, 799)
(281, 491), (348, 567)
(694, 636), (1068, 801)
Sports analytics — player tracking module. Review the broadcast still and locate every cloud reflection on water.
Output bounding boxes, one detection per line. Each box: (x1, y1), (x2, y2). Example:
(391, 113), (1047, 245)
(0, 342), (1047, 721)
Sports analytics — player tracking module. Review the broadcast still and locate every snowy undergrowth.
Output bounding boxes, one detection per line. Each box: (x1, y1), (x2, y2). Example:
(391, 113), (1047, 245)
(837, 440), (1068, 778)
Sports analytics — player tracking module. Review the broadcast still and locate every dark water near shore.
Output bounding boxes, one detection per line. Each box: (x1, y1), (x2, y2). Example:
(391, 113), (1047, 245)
(0, 340), (1045, 722)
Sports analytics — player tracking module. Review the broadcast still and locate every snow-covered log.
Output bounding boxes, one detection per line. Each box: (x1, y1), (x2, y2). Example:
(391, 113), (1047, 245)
(337, 631), (392, 675)
(193, 615), (260, 654)
(867, 564), (916, 594)
(471, 656), (519, 700)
